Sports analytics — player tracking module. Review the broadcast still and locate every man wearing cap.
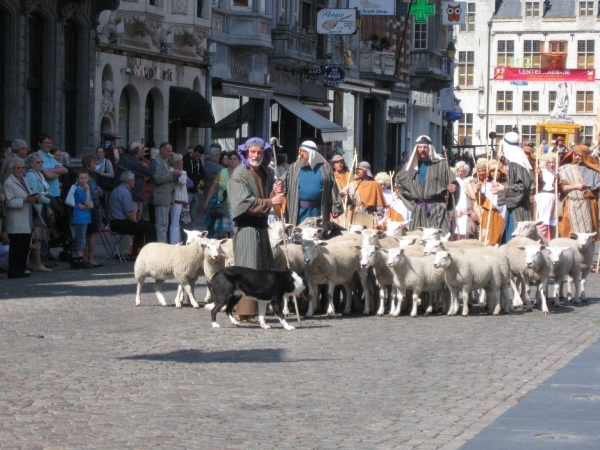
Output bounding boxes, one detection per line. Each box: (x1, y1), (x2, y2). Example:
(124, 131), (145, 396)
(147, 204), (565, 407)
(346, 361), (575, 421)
(280, 141), (343, 225)
(395, 135), (456, 234)
(489, 131), (533, 242)
(557, 144), (600, 240)
(552, 136), (568, 160)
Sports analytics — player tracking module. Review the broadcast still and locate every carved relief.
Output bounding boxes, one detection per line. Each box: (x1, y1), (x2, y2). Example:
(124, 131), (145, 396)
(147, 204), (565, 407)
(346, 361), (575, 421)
(213, 14), (223, 32)
(169, 25), (208, 56)
(99, 11), (164, 48)
(176, 66), (185, 83)
(171, 0), (188, 15)
(101, 79), (116, 117)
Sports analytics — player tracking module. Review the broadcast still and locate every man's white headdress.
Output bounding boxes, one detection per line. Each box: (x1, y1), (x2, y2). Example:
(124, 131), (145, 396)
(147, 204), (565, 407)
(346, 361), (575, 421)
(405, 135), (445, 172)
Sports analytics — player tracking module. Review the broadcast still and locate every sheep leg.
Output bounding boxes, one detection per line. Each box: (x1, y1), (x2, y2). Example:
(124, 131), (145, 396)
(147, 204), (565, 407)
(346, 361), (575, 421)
(478, 288), (487, 305)
(580, 277), (587, 301)
(572, 274), (581, 304)
(389, 287), (397, 316)
(552, 276), (563, 306)
(461, 283), (471, 317)
(487, 288), (501, 315)
(538, 279), (549, 314)
(410, 289), (421, 317)
(358, 269), (372, 315)
(306, 283), (317, 317)
(391, 288), (403, 317)
(154, 280), (168, 306)
(447, 286), (459, 316)
(175, 285), (183, 308)
(135, 276), (145, 306)
(521, 276), (533, 311)
(376, 286), (387, 316)
(511, 277), (524, 308)
(257, 302), (271, 329)
(324, 282), (336, 317)
(179, 279), (200, 308)
(270, 299), (295, 330)
(424, 292), (434, 316)
(501, 282), (511, 314)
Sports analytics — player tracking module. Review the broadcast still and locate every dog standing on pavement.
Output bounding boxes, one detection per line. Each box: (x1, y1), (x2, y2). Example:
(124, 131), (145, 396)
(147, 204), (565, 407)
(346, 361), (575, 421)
(205, 266), (305, 330)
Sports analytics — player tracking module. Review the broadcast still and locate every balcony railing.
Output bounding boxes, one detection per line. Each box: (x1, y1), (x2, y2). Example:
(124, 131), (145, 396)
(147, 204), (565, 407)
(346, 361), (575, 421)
(271, 24), (317, 66)
(359, 50), (396, 76)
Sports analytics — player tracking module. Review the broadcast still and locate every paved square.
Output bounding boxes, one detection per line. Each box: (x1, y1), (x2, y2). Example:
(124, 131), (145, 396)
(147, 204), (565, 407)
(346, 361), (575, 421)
(1, 263), (599, 449)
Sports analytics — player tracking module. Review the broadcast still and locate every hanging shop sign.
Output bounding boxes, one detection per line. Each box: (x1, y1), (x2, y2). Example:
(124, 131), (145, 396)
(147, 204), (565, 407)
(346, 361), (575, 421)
(307, 64), (327, 81)
(446, 105), (463, 121)
(323, 67), (345, 86)
(494, 67), (596, 82)
(441, 1), (466, 25)
(316, 9), (357, 35)
(386, 100), (407, 123)
(349, 0), (395, 16)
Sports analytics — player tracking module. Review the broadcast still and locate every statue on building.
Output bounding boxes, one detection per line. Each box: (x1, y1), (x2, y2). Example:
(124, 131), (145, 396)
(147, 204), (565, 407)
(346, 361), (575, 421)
(100, 79), (115, 116)
(550, 82), (570, 120)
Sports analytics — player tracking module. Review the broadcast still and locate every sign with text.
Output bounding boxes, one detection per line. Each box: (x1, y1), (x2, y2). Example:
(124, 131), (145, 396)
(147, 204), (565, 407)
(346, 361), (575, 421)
(494, 67), (596, 82)
(441, 2), (466, 25)
(307, 64), (327, 81)
(386, 100), (407, 123)
(349, 0), (394, 16)
(324, 67), (345, 86)
(316, 9), (356, 34)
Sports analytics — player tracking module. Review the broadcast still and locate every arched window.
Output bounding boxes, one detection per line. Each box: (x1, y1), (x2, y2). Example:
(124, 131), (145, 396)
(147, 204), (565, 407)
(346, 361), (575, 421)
(63, 19), (79, 156)
(0, 9), (6, 141)
(28, 13), (44, 148)
(145, 93), (155, 146)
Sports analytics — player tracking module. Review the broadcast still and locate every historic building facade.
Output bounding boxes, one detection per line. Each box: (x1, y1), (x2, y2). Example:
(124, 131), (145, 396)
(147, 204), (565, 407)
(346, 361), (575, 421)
(453, 0), (600, 150)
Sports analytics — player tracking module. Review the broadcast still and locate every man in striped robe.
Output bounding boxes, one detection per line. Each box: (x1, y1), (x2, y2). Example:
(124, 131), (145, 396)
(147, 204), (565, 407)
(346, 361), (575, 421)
(395, 135), (456, 234)
(228, 137), (285, 318)
(280, 140), (343, 226)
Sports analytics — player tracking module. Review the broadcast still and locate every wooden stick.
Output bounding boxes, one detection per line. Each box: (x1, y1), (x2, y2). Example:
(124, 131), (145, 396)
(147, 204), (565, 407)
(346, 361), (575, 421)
(343, 149), (358, 228)
(484, 141), (502, 246)
(555, 149), (559, 239)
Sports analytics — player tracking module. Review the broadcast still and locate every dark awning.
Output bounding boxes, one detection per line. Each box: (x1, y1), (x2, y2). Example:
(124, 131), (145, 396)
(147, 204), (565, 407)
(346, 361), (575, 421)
(273, 95), (347, 141)
(169, 86), (215, 128)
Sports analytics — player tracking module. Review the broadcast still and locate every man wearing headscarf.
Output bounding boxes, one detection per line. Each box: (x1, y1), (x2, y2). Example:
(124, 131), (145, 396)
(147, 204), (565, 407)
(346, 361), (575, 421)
(490, 131), (533, 242)
(228, 137), (285, 321)
(280, 140), (343, 225)
(557, 144), (600, 240)
(395, 135), (456, 234)
(345, 162), (387, 223)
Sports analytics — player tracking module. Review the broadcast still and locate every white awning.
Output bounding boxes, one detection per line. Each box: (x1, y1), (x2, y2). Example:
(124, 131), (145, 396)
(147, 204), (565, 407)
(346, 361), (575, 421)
(273, 95), (347, 142)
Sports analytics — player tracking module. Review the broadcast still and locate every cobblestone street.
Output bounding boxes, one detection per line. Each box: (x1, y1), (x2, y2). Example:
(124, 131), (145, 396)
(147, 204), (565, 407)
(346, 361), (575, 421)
(1, 262), (599, 449)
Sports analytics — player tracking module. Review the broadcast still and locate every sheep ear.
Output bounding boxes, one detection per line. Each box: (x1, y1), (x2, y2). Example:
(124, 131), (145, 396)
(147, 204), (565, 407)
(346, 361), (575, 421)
(540, 245), (546, 250)
(517, 246), (526, 250)
(318, 240), (327, 246)
(561, 246), (570, 252)
(373, 245), (379, 251)
(417, 227), (424, 231)
(591, 232), (597, 237)
(569, 232), (577, 238)
(294, 227), (303, 234)
(219, 239), (228, 245)
(316, 227), (323, 234)
(401, 219), (412, 225)
(381, 248), (389, 254)
(285, 223), (294, 230)
(354, 245), (361, 249)
(200, 231), (209, 237)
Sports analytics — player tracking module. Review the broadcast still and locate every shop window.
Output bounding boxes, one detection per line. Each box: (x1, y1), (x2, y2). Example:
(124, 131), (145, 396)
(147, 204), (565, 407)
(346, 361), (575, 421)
(523, 91), (539, 112)
(458, 113), (473, 145)
(496, 91), (513, 112)
(145, 93), (155, 146)
(521, 125), (536, 145)
(548, 91), (556, 112)
(413, 23), (427, 50)
(497, 40), (514, 66)
(581, 126), (594, 144)
(577, 40), (594, 68)
(523, 40), (541, 68)
(525, 2), (540, 17)
(576, 91), (593, 113)
(457, 51), (474, 87)
(460, 3), (475, 32)
(579, 1), (594, 16)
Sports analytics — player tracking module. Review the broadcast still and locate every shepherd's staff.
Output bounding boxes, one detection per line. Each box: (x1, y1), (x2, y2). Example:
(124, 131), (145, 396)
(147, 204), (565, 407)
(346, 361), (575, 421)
(272, 150), (301, 324)
(343, 149), (358, 228)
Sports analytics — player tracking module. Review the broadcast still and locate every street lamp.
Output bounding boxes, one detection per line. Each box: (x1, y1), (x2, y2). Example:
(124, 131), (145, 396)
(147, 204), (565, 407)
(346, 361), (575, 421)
(447, 41), (457, 59)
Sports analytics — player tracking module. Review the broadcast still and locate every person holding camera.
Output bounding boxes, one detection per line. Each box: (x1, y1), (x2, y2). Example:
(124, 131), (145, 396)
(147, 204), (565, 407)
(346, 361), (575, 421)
(25, 153), (53, 272)
(3, 159), (40, 278)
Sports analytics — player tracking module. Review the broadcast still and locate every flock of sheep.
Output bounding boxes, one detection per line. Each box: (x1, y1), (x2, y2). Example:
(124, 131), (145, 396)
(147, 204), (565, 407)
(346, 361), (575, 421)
(132, 217), (596, 322)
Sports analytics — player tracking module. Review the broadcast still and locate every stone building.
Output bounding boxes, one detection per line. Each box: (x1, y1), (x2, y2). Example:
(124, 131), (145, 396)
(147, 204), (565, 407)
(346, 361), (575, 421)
(453, 0), (600, 151)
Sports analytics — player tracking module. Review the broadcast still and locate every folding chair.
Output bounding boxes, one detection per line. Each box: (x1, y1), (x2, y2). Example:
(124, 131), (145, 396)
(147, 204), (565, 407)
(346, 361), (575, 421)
(105, 232), (128, 263)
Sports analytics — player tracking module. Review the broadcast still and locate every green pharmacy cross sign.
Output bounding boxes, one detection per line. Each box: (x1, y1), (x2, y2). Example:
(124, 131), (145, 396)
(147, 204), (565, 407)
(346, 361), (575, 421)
(410, 0), (435, 23)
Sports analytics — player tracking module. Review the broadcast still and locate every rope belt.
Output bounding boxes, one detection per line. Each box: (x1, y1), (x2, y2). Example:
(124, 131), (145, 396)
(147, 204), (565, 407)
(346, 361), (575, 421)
(299, 200), (320, 208)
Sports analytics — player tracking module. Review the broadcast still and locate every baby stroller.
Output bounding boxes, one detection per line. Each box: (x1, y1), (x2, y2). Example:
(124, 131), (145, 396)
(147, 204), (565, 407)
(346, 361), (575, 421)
(47, 198), (74, 262)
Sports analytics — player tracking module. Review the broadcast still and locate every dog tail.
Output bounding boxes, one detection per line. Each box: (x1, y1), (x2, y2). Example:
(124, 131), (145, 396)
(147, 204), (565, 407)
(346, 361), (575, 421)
(204, 303), (215, 311)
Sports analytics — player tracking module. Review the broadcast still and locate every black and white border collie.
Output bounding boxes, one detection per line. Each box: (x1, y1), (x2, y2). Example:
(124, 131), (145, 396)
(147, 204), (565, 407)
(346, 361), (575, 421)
(205, 266), (305, 330)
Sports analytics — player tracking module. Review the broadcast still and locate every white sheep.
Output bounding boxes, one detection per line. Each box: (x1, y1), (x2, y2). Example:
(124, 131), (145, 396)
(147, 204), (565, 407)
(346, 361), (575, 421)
(432, 250), (508, 316)
(511, 220), (549, 245)
(385, 219), (411, 238)
(544, 246), (581, 305)
(174, 238), (229, 306)
(358, 244), (396, 316)
(358, 228), (400, 249)
(301, 237), (372, 317)
(386, 248), (446, 317)
(549, 232), (596, 301)
(423, 240), (514, 313)
(134, 241), (205, 308)
(501, 237), (552, 313)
